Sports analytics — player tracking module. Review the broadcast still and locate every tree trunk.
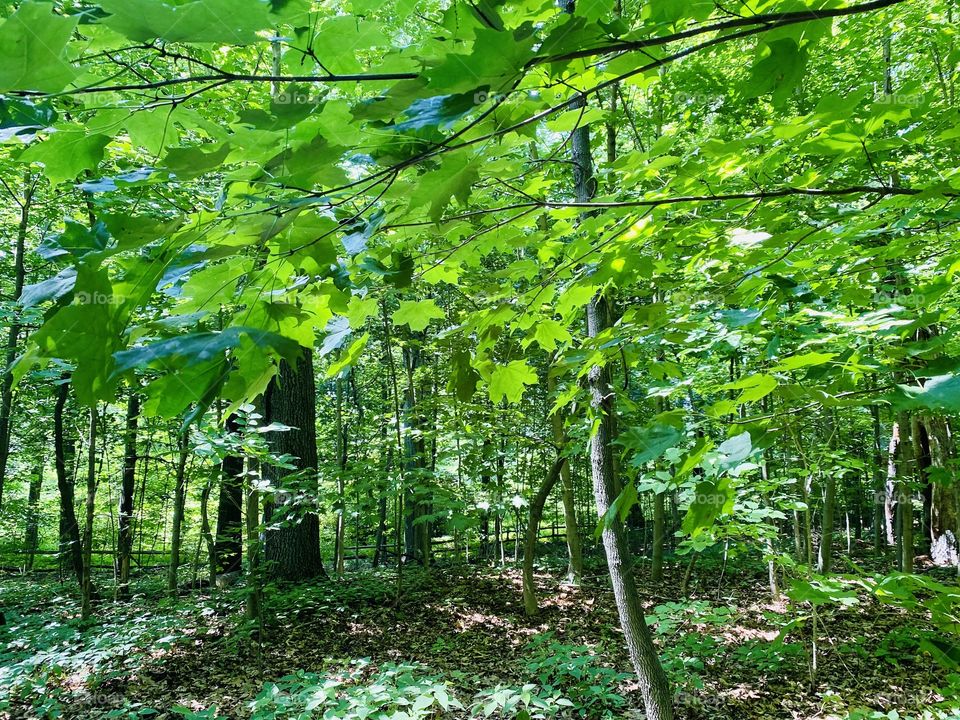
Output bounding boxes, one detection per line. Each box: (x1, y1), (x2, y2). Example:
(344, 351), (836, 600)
(926, 417), (958, 567)
(651, 491), (666, 582)
(117, 391), (139, 598)
(263, 352), (325, 581)
(548, 369), (582, 583)
(167, 430), (189, 594)
(401, 344), (429, 564)
(23, 455), (44, 572)
(245, 454), (263, 626)
(871, 403), (885, 552)
(818, 471), (836, 574)
(54, 378), (83, 585)
(215, 413), (244, 574)
(522, 456), (565, 615)
(587, 297), (673, 720)
(896, 414), (914, 572)
(563, 34), (672, 713)
(334, 375), (347, 575)
(0, 172), (34, 509)
(81, 406), (98, 620)
(885, 422), (900, 547)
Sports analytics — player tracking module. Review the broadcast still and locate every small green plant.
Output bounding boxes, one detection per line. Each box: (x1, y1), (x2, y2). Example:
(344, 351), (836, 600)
(523, 634), (630, 718)
(470, 684), (569, 719)
(248, 660), (462, 719)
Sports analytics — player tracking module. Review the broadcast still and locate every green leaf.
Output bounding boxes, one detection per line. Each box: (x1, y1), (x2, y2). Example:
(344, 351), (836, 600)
(409, 154), (480, 222)
(682, 478), (733, 537)
(392, 299), (445, 332)
(448, 350), (480, 402)
(20, 267), (76, 307)
(98, 0), (274, 44)
(113, 327), (300, 375)
(326, 333), (369, 378)
(717, 431), (752, 470)
(161, 143), (232, 179)
(489, 360), (537, 404)
(744, 39), (806, 107)
(773, 352), (836, 371)
(721, 374), (777, 403)
(20, 132), (111, 185)
(394, 92), (479, 132)
(528, 319), (572, 352)
(889, 375), (960, 413)
(0, 2), (79, 92)
(615, 423), (682, 466)
(0, 96), (56, 141)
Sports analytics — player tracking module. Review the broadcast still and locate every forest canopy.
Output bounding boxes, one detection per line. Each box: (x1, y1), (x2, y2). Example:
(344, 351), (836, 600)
(0, 0), (959, 718)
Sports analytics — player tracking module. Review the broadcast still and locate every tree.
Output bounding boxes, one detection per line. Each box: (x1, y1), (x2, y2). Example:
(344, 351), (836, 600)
(117, 389), (139, 598)
(263, 353), (325, 582)
(214, 413), (244, 575)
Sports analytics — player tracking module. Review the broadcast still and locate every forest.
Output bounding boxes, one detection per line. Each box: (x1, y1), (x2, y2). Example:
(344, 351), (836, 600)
(0, 0), (958, 718)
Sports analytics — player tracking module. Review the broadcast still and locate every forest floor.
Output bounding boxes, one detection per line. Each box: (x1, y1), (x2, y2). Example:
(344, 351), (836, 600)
(0, 553), (956, 719)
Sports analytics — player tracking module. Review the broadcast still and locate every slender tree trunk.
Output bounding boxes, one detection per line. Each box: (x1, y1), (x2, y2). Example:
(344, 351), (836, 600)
(817, 414), (837, 574)
(245, 454), (263, 630)
(200, 468), (217, 588)
(263, 352), (325, 580)
(334, 375), (347, 575)
(651, 492), (666, 583)
(401, 344), (429, 564)
(886, 422), (900, 546)
(117, 391), (139, 598)
(549, 369), (582, 583)
(871, 403), (885, 552)
(0, 172), (34, 509)
(480, 438), (492, 562)
(562, 27), (672, 712)
(818, 471), (836, 574)
(522, 456), (565, 615)
(680, 553), (698, 597)
(167, 430), (189, 594)
(897, 413), (915, 572)
(54, 378), (83, 585)
(23, 455), (44, 572)
(81, 406), (98, 620)
(215, 414), (244, 574)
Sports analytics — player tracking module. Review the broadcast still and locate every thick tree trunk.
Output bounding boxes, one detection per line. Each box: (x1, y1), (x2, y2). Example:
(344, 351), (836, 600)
(522, 456), (565, 615)
(0, 172), (34, 509)
(54, 379), (83, 585)
(263, 352), (325, 581)
(167, 430), (189, 594)
(214, 413), (244, 574)
(926, 417), (958, 567)
(117, 391), (139, 598)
